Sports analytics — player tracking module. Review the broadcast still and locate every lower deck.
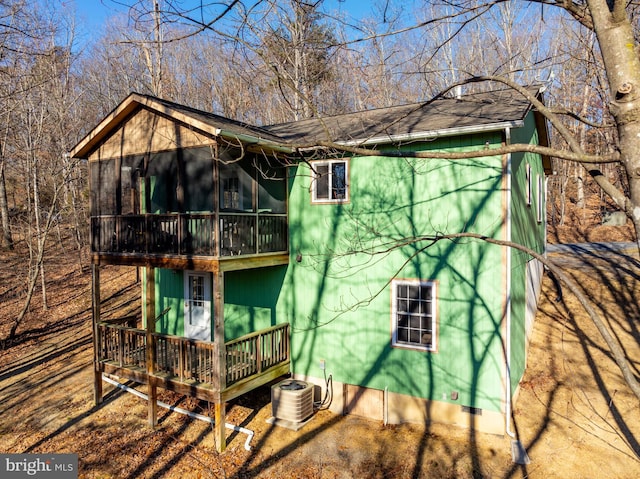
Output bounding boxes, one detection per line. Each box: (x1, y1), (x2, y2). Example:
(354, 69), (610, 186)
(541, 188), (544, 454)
(97, 321), (290, 402)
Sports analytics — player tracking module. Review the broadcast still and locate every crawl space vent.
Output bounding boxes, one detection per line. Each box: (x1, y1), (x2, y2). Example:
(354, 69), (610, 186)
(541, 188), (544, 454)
(271, 379), (313, 423)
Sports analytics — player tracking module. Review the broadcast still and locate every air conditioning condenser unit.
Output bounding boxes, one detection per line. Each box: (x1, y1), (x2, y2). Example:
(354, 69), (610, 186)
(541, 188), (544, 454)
(271, 379), (313, 423)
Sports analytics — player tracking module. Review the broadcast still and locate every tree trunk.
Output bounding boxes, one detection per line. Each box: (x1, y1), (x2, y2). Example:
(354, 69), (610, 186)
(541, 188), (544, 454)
(577, 86), (590, 212)
(32, 156), (47, 311)
(0, 156), (13, 250)
(588, 0), (640, 251)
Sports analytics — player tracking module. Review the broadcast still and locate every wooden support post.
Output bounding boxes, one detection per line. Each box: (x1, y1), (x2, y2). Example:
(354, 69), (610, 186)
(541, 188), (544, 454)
(145, 265), (157, 427)
(213, 269), (227, 452)
(214, 401), (226, 453)
(148, 377), (158, 427)
(91, 264), (103, 405)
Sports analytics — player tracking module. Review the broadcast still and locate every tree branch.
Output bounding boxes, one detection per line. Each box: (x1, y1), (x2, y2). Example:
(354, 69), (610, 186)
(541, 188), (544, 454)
(432, 232), (640, 402)
(304, 140), (617, 164)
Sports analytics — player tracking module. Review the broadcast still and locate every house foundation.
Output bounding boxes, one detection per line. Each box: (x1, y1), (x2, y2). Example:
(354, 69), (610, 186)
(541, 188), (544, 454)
(296, 374), (505, 436)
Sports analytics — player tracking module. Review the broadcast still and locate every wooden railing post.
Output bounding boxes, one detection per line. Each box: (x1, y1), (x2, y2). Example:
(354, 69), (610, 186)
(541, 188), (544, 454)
(213, 269), (226, 452)
(118, 328), (125, 367)
(145, 265), (157, 427)
(256, 333), (263, 374)
(178, 214), (184, 255)
(286, 324), (290, 361)
(179, 340), (185, 382)
(145, 215), (151, 254)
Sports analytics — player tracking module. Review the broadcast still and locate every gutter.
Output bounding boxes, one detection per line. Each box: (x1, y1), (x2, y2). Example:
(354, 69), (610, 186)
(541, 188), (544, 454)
(337, 120), (524, 148)
(214, 128), (294, 154)
(102, 374), (255, 451)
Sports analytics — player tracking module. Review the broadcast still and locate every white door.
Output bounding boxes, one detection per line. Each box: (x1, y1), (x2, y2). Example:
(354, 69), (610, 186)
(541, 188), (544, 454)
(184, 272), (211, 341)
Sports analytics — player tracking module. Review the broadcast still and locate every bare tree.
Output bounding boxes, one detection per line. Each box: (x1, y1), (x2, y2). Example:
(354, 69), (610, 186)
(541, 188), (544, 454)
(0, 1), (83, 340)
(0, 0), (38, 250)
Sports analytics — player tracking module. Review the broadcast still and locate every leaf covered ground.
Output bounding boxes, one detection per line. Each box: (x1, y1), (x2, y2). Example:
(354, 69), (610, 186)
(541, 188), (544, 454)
(1, 228), (639, 477)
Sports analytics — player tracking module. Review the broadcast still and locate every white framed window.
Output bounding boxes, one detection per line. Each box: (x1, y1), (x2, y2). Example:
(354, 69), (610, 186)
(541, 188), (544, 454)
(536, 173), (544, 223)
(311, 159), (349, 203)
(391, 279), (437, 351)
(525, 162), (532, 206)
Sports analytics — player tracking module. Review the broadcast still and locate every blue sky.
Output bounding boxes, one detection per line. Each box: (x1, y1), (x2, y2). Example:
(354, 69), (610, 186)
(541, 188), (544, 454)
(71, 1), (411, 40)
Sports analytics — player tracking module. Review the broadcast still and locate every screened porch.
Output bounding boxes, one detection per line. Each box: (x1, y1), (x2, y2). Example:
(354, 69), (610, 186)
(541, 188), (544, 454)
(90, 146), (289, 261)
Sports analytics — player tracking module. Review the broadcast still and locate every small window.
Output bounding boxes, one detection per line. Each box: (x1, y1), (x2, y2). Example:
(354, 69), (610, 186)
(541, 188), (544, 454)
(311, 160), (349, 203)
(525, 162), (532, 206)
(536, 173), (544, 223)
(391, 279), (437, 351)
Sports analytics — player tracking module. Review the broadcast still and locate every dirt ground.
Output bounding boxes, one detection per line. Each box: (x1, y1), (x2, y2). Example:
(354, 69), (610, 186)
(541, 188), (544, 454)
(1, 220), (640, 477)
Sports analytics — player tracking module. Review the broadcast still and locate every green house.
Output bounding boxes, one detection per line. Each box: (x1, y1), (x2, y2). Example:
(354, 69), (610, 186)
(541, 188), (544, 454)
(70, 87), (550, 450)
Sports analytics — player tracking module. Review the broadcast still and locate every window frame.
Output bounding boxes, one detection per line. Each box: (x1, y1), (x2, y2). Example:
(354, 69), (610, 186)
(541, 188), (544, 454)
(525, 162), (532, 207)
(536, 173), (544, 223)
(391, 278), (437, 352)
(310, 159), (349, 204)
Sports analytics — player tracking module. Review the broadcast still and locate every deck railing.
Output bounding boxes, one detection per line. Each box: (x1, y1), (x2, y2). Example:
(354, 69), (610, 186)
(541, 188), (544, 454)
(91, 213), (287, 257)
(153, 333), (216, 385)
(99, 324), (146, 369)
(225, 323), (290, 385)
(97, 322), (290, 388)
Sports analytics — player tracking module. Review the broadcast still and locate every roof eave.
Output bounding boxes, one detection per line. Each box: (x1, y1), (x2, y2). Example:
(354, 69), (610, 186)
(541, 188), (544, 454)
(337, 120), (525, 147)
(213, 128), (294, 154)
(69, 93), (144, 159)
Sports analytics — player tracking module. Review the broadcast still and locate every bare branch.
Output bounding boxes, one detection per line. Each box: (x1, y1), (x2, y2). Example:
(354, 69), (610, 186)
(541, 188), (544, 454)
(548, 106), (615, 129)
(304, 140), (617, 164)
(433, 231), (640, 402)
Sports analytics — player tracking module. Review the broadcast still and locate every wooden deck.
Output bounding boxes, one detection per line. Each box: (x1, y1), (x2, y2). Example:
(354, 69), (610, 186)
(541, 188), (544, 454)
(98, 322), (290, 402)
(91, 213), (288, 258)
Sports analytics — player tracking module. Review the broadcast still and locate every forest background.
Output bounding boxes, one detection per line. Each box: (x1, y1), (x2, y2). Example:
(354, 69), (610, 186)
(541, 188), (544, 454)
(0, 0), (627, 332)
(1, 1), (640, 477)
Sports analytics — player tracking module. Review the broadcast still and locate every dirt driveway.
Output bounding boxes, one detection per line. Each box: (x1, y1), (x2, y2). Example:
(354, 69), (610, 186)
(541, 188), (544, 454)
(1, 247), (639, 478)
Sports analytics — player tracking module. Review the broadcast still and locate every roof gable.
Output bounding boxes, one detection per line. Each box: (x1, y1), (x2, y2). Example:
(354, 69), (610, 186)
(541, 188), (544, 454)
(69, 93), (289, 159)
(86, 105), (216, 161)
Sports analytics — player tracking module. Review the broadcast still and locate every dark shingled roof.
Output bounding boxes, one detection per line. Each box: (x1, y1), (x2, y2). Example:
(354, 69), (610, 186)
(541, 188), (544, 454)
(263, 87), (541, 145)
(146, 95), (286, 144)
(70, 87), (544, 159)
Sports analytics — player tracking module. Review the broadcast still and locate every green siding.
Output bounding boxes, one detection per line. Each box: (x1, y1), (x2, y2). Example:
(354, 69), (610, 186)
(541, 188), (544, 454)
(144, 114), (546, 414)
(281, 132), (510, 412)
(155, 269), (185, 335)
(149, 266), (286, 342)
(143, 269), (186, 336)
(509, 113), (547, 394)
(224, 267), (286, 341)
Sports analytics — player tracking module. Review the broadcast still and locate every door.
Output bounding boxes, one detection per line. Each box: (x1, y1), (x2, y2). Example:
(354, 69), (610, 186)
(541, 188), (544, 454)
(184, 272), (212, 340)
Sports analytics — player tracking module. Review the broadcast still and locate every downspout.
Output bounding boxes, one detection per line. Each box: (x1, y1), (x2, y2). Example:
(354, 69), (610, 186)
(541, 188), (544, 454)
(102, 375), (255, 451)
(504, 127), (516, 439)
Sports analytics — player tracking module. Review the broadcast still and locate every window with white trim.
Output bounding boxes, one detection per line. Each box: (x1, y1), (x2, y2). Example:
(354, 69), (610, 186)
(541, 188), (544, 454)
(391, 279), (437, 351)
(525, 162), (532, 206)
(536, 173), (544, 223)
(311, 160), (349, 203)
